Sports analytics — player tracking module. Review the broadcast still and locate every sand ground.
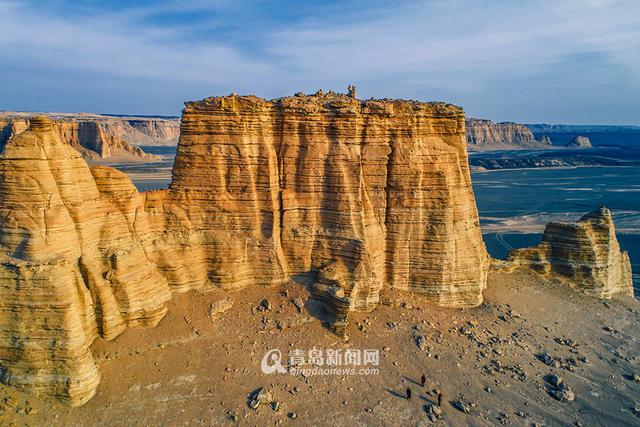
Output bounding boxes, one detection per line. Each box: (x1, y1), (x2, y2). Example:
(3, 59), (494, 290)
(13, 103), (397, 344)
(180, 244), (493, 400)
(0, 269), (639, 426)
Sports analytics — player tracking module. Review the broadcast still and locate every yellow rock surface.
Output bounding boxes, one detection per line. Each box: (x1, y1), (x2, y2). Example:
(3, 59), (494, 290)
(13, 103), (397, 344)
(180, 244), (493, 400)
(498, 207), (633, 298)
(0, 117), (171, 405)
(171, 93), (489, 309)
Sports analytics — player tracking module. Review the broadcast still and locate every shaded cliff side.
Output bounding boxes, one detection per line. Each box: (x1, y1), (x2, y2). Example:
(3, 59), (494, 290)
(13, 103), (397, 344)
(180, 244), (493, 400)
(0, 91), (490, 405)
(0, 112), (179, 160)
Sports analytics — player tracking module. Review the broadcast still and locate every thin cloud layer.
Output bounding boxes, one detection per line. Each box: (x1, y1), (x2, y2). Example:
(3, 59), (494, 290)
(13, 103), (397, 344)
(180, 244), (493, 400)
(0, 0), (638, 122)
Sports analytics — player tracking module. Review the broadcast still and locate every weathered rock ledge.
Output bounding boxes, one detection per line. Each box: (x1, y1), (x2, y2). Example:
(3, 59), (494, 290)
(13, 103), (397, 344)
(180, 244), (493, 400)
(493, 207), (633, 298)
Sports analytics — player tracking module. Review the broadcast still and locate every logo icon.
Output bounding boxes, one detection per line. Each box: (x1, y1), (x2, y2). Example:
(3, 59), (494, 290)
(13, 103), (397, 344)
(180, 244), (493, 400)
(261, 349), (287, 374)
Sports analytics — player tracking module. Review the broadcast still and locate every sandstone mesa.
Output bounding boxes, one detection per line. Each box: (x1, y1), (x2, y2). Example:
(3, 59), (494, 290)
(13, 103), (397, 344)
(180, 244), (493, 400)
(465, 118), (551, 150)
(0, 90), (632, 407)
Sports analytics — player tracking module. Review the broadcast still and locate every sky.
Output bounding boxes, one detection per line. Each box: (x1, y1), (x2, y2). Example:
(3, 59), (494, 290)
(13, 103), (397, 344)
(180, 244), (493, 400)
(1, 0), (639, 123)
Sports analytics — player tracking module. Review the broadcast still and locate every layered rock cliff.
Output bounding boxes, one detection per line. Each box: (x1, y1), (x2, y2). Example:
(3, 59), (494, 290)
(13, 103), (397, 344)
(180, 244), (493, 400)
(466, 118), (551, 150)
(96, 116), (179, 146)
(172, 93), (489, 307)
(0, 92), (490, 405)
(567, 135), (592, 148)
(0, 113), (179, 161)
(497, 207), (632, 298)
(0, 117), (172, 405)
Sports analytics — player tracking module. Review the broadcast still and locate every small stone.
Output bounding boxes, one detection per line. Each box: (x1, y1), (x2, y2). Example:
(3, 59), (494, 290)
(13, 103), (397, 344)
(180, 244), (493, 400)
(272, 401), (280, 411)
(424, 402), (442, 417)
(548, 373), (563, 388)
(415, 336), (428, 351)
(453, 400), (471, 414)
(292, 298), (304, 313)
(259, 299), (272, 311)
(538, 351), (559, 367)
(551, 383), (575, 402)
(249, 387), (274, 409)
(288, 412), (298, 419)
(208, 298), (234, 318)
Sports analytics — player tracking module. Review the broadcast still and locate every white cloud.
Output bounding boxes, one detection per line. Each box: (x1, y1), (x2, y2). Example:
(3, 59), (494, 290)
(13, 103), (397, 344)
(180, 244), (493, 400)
(264, 0), (640, 90)
(0, 0), (273, 86)
(0, 0), (638, 121)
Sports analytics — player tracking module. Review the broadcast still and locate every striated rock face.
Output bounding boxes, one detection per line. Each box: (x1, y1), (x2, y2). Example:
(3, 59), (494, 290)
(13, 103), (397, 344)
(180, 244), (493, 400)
(0, 113), (179, 161)
(567, 135), (592, 148)
(498, 207), (632, 298)
(96, 117), (179, 146)
(0, 117), (171, 405)
(173, 93), (489, 309)
(0, 91), (490, 405)
(466, 118), (551, 150)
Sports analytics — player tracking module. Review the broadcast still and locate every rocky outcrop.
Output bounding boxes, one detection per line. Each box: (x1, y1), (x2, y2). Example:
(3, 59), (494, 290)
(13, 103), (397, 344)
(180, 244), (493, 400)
(496, 207), (632, 298)
(0, 91), (489, 405)
(0, 113), (179, 161)
(0, 117), (172, 405)
(567, 135), (592, 148)
(466, 118), (551, 150)
(173, 93), (488, 309)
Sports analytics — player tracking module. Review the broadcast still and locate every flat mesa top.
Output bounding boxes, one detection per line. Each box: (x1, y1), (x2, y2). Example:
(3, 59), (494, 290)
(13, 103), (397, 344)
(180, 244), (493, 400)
(184, 91), (464, 117)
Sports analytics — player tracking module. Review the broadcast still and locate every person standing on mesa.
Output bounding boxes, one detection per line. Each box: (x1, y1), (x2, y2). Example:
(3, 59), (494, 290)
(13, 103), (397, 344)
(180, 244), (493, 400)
(347, 84), (357, 98)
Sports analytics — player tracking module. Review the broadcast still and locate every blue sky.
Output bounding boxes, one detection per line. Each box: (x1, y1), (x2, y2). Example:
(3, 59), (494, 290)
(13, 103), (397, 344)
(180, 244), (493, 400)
(1, 0), (639, 123)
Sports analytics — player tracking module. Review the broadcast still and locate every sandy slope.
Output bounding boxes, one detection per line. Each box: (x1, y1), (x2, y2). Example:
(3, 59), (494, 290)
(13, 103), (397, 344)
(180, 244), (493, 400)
(0, 269), (638, 426)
